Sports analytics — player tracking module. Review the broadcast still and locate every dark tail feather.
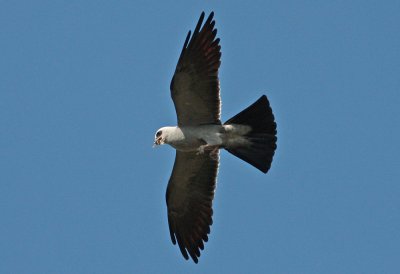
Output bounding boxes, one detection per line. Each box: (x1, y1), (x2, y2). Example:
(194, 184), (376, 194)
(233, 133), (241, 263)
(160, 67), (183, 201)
(224, 95), (277, 173)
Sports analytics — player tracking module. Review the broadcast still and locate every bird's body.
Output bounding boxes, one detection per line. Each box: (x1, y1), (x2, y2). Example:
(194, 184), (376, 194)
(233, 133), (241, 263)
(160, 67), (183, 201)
(153, 12), (277, 263)
(156, 124), (251, 152)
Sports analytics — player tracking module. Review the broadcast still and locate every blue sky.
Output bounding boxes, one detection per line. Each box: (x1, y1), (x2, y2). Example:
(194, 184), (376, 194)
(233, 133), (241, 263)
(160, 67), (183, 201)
(1, 1), (399, 273)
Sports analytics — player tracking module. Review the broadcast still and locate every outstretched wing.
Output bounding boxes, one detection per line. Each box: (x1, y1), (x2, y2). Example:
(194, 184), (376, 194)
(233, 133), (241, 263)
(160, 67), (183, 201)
(170, 12), (221, 126)
(166, 150), (219, 263)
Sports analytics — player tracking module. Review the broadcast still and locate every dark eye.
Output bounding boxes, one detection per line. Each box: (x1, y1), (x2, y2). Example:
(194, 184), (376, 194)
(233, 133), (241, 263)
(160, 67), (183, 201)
(156, 131), (162, 137)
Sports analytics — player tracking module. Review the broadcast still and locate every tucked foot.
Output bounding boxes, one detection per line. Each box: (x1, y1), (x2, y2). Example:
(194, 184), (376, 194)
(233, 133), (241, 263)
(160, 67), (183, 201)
(196, 145), (206, 155)
(197, 145), (219, 160)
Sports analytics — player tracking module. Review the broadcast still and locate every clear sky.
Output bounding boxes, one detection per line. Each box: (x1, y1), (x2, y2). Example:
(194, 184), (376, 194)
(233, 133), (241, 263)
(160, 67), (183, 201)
(1, 1), (399, 273)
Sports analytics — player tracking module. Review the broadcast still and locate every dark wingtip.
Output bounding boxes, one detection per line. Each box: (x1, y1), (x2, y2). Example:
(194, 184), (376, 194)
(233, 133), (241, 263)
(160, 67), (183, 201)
(170, 234), (176, 245)
(205, 11), (215, 26)
(194, 12), (205, 34)
(176, 30), (192, 65)
(168, 218), (177, 245)
(183, 31), (191, 48)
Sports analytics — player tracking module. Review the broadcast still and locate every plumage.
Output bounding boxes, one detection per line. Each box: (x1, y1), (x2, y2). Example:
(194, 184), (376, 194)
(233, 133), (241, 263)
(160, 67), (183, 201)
(154, 12), (277, 263)
(166, 151), (218, 263)
(170, 12), (221, 127)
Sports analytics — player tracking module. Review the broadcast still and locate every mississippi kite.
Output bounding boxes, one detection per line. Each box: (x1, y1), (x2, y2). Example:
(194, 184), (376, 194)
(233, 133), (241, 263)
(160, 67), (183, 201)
(154, 11), (277, 263)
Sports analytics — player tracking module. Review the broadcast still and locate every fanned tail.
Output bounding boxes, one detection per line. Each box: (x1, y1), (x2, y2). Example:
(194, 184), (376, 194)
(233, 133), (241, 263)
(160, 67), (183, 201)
(224, 95), (277, 173)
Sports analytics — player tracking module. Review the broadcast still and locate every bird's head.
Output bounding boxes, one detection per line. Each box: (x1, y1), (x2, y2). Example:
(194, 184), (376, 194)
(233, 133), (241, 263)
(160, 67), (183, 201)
(153, 128), (167, 147)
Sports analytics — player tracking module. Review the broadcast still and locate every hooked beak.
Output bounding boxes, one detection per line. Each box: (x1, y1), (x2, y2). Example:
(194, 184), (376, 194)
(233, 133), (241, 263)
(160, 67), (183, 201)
(153, 136), (163, 147)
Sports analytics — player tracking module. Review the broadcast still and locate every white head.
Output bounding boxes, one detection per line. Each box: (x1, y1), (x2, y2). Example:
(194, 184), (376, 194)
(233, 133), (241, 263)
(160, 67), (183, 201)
(153, 127), (172, 146)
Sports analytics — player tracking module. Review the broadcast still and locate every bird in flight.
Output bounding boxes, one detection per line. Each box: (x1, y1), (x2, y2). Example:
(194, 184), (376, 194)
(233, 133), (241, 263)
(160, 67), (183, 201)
(154, 11), (277, 263)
